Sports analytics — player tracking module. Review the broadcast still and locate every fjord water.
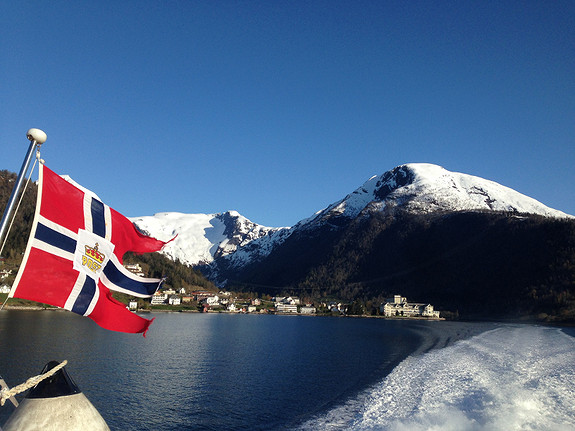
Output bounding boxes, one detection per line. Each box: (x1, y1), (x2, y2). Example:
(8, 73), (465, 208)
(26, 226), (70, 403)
(0, 312), (573, 430)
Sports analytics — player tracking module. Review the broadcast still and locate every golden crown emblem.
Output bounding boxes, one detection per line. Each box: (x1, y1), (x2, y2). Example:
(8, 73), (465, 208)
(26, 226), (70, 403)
(85, 243), (105, 264)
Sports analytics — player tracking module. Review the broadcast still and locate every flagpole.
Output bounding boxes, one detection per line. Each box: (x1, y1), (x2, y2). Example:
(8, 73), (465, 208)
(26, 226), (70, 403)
(0, 128), (47, 252)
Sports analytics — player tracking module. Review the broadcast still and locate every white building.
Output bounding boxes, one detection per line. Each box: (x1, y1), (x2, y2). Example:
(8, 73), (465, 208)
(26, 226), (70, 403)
(422, 304), (440, 318)
(168, 295), (181, 306)
(205, 295), (219, 306)
(247, 305), (257, 313)
(200, 295), (220, 308)
(274, 296), (300, 306)
(380, 295), (440, 318)
(128, 300), (138, 311)
(151, 293), (168, 305)
(300, 305), (316, 314)
(275, 303), (298, 313)
(0, 284), (11, 294)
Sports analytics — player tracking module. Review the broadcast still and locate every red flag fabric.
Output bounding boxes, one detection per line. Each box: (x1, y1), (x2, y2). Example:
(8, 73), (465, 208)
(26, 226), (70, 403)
(10, 164), (167, 336)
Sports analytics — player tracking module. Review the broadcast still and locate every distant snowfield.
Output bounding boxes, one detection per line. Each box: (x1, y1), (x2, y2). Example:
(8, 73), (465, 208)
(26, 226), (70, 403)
(131, 210), (286, 268)
(131, 212), (228, 265)
(297, 325), (575, 431)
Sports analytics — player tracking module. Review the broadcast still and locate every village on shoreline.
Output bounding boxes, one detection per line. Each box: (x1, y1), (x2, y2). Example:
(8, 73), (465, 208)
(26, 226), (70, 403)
(138, 288), (444, 319)
(1, 264), (444, 320)
(1, 289), (444, 320)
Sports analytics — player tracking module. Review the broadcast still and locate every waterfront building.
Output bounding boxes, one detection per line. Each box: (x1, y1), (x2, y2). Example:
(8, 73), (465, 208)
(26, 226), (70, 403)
(380, 295), (440, 318)
(275, 303), (298, 313)
(274, 296), (300, 306)
(300, 305), (316, 314)
(168, 295), (181, 306)
(151, 292), (168, 305)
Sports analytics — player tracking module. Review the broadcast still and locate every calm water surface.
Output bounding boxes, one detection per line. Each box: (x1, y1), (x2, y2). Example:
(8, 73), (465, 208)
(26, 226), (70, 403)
(0, 311), (493, 430)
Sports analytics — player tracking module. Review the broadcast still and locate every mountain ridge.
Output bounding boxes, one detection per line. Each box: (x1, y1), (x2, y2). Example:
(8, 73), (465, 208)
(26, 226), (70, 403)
(301, 163), (571, 224)
(132, 163), (572, 276)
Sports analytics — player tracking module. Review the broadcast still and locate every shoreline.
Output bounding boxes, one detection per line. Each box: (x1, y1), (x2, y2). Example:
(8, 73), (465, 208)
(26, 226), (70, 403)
(2, 304), (573, 327)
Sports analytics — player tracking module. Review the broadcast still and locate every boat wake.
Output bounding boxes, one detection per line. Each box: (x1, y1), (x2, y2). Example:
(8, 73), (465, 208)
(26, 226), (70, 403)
(296, 325), (575, 430)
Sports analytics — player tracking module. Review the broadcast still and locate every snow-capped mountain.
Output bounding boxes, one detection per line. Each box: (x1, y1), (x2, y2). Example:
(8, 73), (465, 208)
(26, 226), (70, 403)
(132, 163), (572, 271)
(131, 210), (287, 266)
(299, 163), (571, 227)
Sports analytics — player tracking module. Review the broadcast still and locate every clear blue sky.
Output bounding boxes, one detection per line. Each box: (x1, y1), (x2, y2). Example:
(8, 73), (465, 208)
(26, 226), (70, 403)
(2, 1), (574, 227)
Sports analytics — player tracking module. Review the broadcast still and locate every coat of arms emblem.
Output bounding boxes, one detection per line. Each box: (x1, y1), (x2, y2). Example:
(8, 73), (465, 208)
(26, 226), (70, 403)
(82, 243), (105, 273)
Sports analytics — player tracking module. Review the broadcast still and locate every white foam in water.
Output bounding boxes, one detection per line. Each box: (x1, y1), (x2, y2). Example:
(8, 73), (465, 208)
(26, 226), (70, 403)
(297, 325), (575, 431)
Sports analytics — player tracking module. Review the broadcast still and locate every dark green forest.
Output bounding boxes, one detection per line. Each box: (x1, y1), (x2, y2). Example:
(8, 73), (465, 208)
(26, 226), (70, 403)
(0, 170), (37, 260)
(221, 210), (575, 322)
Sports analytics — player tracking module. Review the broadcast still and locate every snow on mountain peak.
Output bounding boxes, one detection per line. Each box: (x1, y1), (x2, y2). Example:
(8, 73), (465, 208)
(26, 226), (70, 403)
(399, 163), (572, 217)
(304, 163), (572, 224)
(132, 163), (571, 269)
(131, 212), (223, 266)
(131, 210), (285, 267)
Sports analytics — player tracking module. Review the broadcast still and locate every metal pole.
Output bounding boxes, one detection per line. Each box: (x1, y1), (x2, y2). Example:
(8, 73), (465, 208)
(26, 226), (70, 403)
(0, 129), (47, 252)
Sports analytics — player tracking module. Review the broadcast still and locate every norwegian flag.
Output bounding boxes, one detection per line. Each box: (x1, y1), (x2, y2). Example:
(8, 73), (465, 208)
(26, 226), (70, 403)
(9, 164), (167, 336)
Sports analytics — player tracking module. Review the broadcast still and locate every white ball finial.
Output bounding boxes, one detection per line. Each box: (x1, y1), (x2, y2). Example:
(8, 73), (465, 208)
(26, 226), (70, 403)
(26, 128), (47, 144)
